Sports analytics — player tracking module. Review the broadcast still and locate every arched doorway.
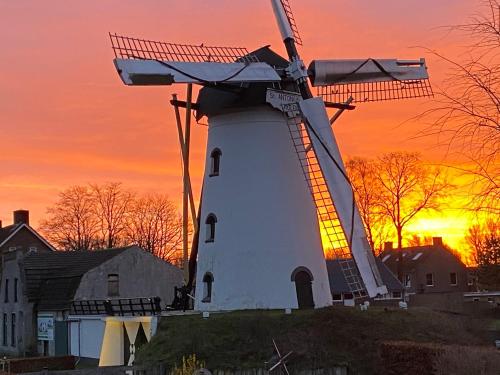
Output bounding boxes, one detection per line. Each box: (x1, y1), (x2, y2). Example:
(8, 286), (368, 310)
(291, 267), (314, 309)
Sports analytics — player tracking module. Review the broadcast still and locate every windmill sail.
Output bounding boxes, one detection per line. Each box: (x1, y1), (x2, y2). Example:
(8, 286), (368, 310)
(114, 60), (281, 86)
(110, 33), (280, 86)
(309, 58), (432, 103)
(284, 98), (387, 298)
(271, 0), (303, 45)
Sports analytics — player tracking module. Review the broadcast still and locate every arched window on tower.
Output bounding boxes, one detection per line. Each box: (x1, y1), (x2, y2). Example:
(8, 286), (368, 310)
(202, 272), (214, 303)
(205, 214), (217, 243)
(209, 148), (222, 177)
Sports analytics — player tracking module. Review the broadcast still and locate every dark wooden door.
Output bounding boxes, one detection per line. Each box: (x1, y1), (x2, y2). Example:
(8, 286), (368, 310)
(294, 271), (314, 309)
(54, 321), (68, 356)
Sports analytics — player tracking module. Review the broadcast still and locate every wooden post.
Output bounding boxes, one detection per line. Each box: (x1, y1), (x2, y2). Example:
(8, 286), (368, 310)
(329, 96), (354, 125)
(172, 96), (198, 231)
(182, 84), (193, 282)
(172, 87), (198, 284)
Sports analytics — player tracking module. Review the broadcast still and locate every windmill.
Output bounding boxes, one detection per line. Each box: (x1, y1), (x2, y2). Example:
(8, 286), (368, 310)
(110, 0), (432, 310)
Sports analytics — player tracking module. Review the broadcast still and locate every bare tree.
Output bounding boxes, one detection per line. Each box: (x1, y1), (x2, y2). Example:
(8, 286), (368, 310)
(465, 218), (500, 289)
(376, 152), (449, 280)
(125, 194), (183, 263)
(40, 184), (183, 259)
(406, 234), (434, 247)
(40, 186), (101, 251)
(346, 157), (391, 254)
(419, 0), (499, 214)
(90, 182), (134, 248)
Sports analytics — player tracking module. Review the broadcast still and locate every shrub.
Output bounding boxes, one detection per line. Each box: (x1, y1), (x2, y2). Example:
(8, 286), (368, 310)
(434, 345), (500, 375)
(170, 354), (206, 375)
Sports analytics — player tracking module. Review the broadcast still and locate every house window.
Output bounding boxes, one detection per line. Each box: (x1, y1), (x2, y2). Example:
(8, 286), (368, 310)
(426, 273), (434, 286)
(107, 274), (119, 297)
(332, 294), (342, 302)
(202, 273), (214, 303)
(28, 247), (37, 253)
(14, 279), (18, 303)
(205, 214), (217, 243)
(11, 314), (15, 347)
(404, 274), (411, 288)
(343, 293), (354, 300)
(209, 148), (222, 177)
(392, 291), (402, 299)
(4, 279), (9, 303)
(449, 272), (457, 286)
(2, 314), (7, 346)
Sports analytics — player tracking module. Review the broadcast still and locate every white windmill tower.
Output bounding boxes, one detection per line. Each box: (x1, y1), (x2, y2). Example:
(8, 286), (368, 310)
(110, 0), (432, 311)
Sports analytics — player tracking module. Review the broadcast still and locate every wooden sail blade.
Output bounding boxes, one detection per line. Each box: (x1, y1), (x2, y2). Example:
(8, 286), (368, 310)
(309, 58), (433, 103)
(295, 98), (388, 298)
(114, 59), (282, 86)
(271, 0), (303, 45)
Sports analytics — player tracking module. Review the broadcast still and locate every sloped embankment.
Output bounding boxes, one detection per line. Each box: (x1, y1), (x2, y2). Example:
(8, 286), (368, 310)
(136, 306), (493, 374)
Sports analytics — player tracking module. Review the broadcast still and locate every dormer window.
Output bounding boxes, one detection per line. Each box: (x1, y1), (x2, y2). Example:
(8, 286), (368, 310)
(209, 148), (222, 177)
(205, 214), (217, 243)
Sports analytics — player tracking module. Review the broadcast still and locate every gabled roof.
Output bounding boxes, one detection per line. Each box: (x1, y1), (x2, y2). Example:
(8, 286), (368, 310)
(0, 223), (56, 251)
(0, 224), (21, 246)
(326, 258), (403, 295)
(23, 246), (133, 310)
(379, 244), (464, 272)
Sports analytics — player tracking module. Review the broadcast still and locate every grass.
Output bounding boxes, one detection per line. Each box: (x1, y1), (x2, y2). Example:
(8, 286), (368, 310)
(136, 306), (495, 374)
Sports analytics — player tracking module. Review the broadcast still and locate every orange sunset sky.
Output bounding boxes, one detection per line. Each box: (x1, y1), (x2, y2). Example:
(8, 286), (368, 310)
(0, 0), (484, 257)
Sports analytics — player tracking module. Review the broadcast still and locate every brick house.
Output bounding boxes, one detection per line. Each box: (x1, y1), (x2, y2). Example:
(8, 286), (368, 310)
(0, 210), (54, 356)
(0, 210), (54, 255)
(379, 237), (469, 296)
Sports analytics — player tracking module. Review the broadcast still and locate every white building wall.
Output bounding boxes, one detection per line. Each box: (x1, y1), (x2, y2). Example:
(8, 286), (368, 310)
(69, 317), (105, 359)
(194, 106), (332, 311)
(74, 246), (183, 306)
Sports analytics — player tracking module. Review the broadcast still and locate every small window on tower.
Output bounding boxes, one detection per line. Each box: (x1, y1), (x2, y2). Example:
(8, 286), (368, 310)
(205, 214), (217, 243)
(202, 273), (214, 303)
(209, 148), (222, 177)
(107, 274), (119, 297)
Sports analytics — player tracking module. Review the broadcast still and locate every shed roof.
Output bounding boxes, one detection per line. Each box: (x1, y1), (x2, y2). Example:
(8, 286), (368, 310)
(326, 258), (403, 295)
(23, 246), (132, 310)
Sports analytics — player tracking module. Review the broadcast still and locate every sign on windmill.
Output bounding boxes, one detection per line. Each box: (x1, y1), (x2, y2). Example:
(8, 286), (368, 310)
(109, 0), (432, 311)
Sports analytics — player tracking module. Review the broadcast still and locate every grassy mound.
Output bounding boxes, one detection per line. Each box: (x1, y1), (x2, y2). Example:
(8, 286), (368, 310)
(136, 306), (494, 374)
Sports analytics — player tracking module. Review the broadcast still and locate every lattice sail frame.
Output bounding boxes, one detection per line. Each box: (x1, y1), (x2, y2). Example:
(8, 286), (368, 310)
(283, 104), (366, 297)
(317, 79), (433, 103)
(279, 0), (303, 45)
(109, 33), (259, 63)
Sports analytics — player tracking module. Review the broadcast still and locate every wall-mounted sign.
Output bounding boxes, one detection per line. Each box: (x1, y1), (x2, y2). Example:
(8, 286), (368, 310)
(37, 314), (54, 341)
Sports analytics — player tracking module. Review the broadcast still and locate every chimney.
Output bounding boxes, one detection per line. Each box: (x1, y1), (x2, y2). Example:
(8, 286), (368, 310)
(384, 242), (393, 251)
(13, 210), (29, 226)
(432, 237), (443, 247)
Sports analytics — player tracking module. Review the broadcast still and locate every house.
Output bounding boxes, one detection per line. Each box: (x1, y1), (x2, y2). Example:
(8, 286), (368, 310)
(0, 210), (54, 255)
(379, 237), (468, 296)
(0, 245), (183, 358)
(0, 210), (55, 357)
(326, 258), (403, 304)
